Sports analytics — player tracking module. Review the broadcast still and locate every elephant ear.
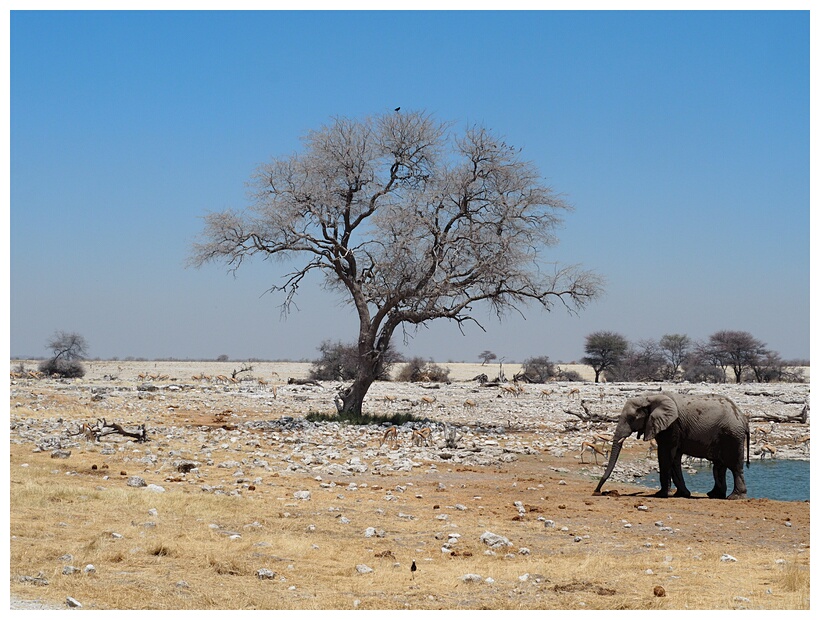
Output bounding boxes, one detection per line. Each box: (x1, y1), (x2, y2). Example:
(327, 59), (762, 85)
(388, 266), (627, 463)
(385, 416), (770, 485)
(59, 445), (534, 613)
(643, 394), (678, 441)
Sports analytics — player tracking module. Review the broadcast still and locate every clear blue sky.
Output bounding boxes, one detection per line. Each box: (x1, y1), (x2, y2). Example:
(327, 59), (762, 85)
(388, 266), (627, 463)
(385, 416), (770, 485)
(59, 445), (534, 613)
(8, 9), (811, 363)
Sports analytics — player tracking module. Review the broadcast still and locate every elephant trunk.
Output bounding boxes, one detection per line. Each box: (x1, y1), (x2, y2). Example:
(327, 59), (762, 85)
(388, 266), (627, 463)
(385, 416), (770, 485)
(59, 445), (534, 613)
(593, 437), (625, 495)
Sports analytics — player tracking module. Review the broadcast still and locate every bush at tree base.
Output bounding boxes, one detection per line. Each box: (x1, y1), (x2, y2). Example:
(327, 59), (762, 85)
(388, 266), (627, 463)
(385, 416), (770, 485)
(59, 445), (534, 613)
(38, 357), (86, 378)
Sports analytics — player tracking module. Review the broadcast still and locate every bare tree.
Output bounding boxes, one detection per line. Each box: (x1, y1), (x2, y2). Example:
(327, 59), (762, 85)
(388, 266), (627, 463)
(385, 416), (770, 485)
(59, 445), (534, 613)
(47, 331), (88, 361)
(582, 331), (628, 383)
(610, 339), (665, 382)
(659, 333), (691, 380)
(190, 110), (602, 414)
(708, 330), (768, 384)
(684, 340), (727, 383)
(40, 331), (89, 378)
(749, 350), (803, 383)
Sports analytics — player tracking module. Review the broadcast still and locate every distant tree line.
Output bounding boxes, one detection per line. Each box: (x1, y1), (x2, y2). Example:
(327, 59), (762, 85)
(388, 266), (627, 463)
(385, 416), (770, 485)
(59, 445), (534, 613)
(309, 330), (805, 385)
(581, 330), (806, 384)
(28, 329), (804, 386)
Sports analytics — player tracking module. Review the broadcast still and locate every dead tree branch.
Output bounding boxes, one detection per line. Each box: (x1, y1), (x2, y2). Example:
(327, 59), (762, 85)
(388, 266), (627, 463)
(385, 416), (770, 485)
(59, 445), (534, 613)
(96, 418), (149, 442)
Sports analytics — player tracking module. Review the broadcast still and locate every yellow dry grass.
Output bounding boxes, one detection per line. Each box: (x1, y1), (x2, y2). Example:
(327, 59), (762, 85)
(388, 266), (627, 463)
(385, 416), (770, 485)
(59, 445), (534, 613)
(10, 444), (809, 610)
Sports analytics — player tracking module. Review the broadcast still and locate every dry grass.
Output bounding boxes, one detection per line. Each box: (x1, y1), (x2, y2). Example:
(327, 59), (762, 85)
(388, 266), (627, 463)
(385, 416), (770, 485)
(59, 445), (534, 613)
(10, 448), (809, 610)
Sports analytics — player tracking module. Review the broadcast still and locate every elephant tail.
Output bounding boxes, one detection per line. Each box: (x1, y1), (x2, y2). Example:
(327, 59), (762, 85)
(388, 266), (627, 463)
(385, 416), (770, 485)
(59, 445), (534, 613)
(745, 429), (751, 467)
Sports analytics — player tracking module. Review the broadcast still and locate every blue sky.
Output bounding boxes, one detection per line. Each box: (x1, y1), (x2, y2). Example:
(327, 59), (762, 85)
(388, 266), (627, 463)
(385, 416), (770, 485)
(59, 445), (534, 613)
(7, 9), (811, 363)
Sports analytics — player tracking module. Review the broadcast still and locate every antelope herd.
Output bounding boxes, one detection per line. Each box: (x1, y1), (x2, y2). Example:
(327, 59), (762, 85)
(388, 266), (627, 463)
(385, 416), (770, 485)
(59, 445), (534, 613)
(378, 425), (433, 448)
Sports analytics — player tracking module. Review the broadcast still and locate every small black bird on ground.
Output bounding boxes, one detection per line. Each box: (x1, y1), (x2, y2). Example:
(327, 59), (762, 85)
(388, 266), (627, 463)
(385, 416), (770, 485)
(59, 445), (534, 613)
(410, 559), (417, 579)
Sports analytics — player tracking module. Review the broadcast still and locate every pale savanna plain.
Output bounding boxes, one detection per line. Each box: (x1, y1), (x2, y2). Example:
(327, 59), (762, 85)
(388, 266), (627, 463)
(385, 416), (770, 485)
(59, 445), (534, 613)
(8, 360), (811, 610)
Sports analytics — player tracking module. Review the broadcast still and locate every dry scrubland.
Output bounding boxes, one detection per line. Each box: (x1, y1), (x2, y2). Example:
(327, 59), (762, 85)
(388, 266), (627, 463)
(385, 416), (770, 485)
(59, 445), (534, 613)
(8, 360), (810, 610)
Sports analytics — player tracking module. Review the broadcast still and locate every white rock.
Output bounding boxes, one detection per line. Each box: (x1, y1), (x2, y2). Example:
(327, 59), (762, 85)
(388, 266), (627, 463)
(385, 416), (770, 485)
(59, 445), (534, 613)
(480, 531), (512, 548)
(460, 573), (482, 583)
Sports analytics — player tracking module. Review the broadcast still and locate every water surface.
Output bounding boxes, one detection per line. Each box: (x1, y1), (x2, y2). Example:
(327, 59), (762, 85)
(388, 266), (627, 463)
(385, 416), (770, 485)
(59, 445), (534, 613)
(636, 459), (809, 502)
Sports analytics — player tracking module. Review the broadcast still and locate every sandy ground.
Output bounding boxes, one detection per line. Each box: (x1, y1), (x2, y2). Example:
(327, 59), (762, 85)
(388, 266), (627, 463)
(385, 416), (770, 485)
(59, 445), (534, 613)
(8, 360), (810, 609)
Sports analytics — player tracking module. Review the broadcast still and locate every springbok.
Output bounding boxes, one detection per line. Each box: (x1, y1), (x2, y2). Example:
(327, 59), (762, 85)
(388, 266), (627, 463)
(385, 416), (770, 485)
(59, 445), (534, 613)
(797, 434), (810, 452)
(412, 427), (432, 447)
(754, 426), (773, 440)
(592, 433), (613, 446)
(420, 395), (437, 408)
(499, 385), (516, 397)
(578, 441), (608, 465)
(758, 443), (776, 459)
(380, 426), (399, 448)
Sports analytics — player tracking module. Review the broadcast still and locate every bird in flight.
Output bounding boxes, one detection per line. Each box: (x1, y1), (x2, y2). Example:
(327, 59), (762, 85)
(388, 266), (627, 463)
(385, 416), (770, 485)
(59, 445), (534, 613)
(394, 107), (401, 112)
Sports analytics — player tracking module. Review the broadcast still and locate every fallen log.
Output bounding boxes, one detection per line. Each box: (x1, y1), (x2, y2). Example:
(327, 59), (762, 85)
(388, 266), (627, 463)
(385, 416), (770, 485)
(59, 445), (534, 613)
(748, 403), (808, 425)
(562, 400), (617, 424)
(97, 418), (149, 442)
(287, 378), (321, 386)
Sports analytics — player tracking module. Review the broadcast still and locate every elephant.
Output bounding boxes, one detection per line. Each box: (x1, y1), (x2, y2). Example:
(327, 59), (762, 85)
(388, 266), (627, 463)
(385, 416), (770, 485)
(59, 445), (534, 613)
(593, 392), (750, 499)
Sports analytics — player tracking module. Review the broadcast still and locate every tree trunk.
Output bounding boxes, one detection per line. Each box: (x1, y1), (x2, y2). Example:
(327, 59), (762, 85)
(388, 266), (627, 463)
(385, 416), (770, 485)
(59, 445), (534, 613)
(339, 371), (376, 415)
(338, 328), (386, 415)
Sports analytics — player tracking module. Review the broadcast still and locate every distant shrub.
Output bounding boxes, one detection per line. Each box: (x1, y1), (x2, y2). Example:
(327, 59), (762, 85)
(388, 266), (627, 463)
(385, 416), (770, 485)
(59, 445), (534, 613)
(682, 364), (724, 383)
(558, 369), (584, 382)
(394, 357), (450, 383)
(309, 340), (401, 381)
(520, 356), (557, 383)
(38, 358), (85, 378)
(309, 341), (359, 381)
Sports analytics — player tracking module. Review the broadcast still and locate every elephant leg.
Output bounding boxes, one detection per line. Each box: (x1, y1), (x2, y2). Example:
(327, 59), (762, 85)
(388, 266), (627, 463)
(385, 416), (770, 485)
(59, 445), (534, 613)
(727, 466), (748, 500)
(654, 445), (672, 498)
(708, 463), (728, 499)
(670, 450), (691, 498)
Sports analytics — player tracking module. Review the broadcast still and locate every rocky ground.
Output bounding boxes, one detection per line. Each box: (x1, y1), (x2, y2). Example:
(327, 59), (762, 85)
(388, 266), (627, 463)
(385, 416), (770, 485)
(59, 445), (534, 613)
(7, 360), (811, 609)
